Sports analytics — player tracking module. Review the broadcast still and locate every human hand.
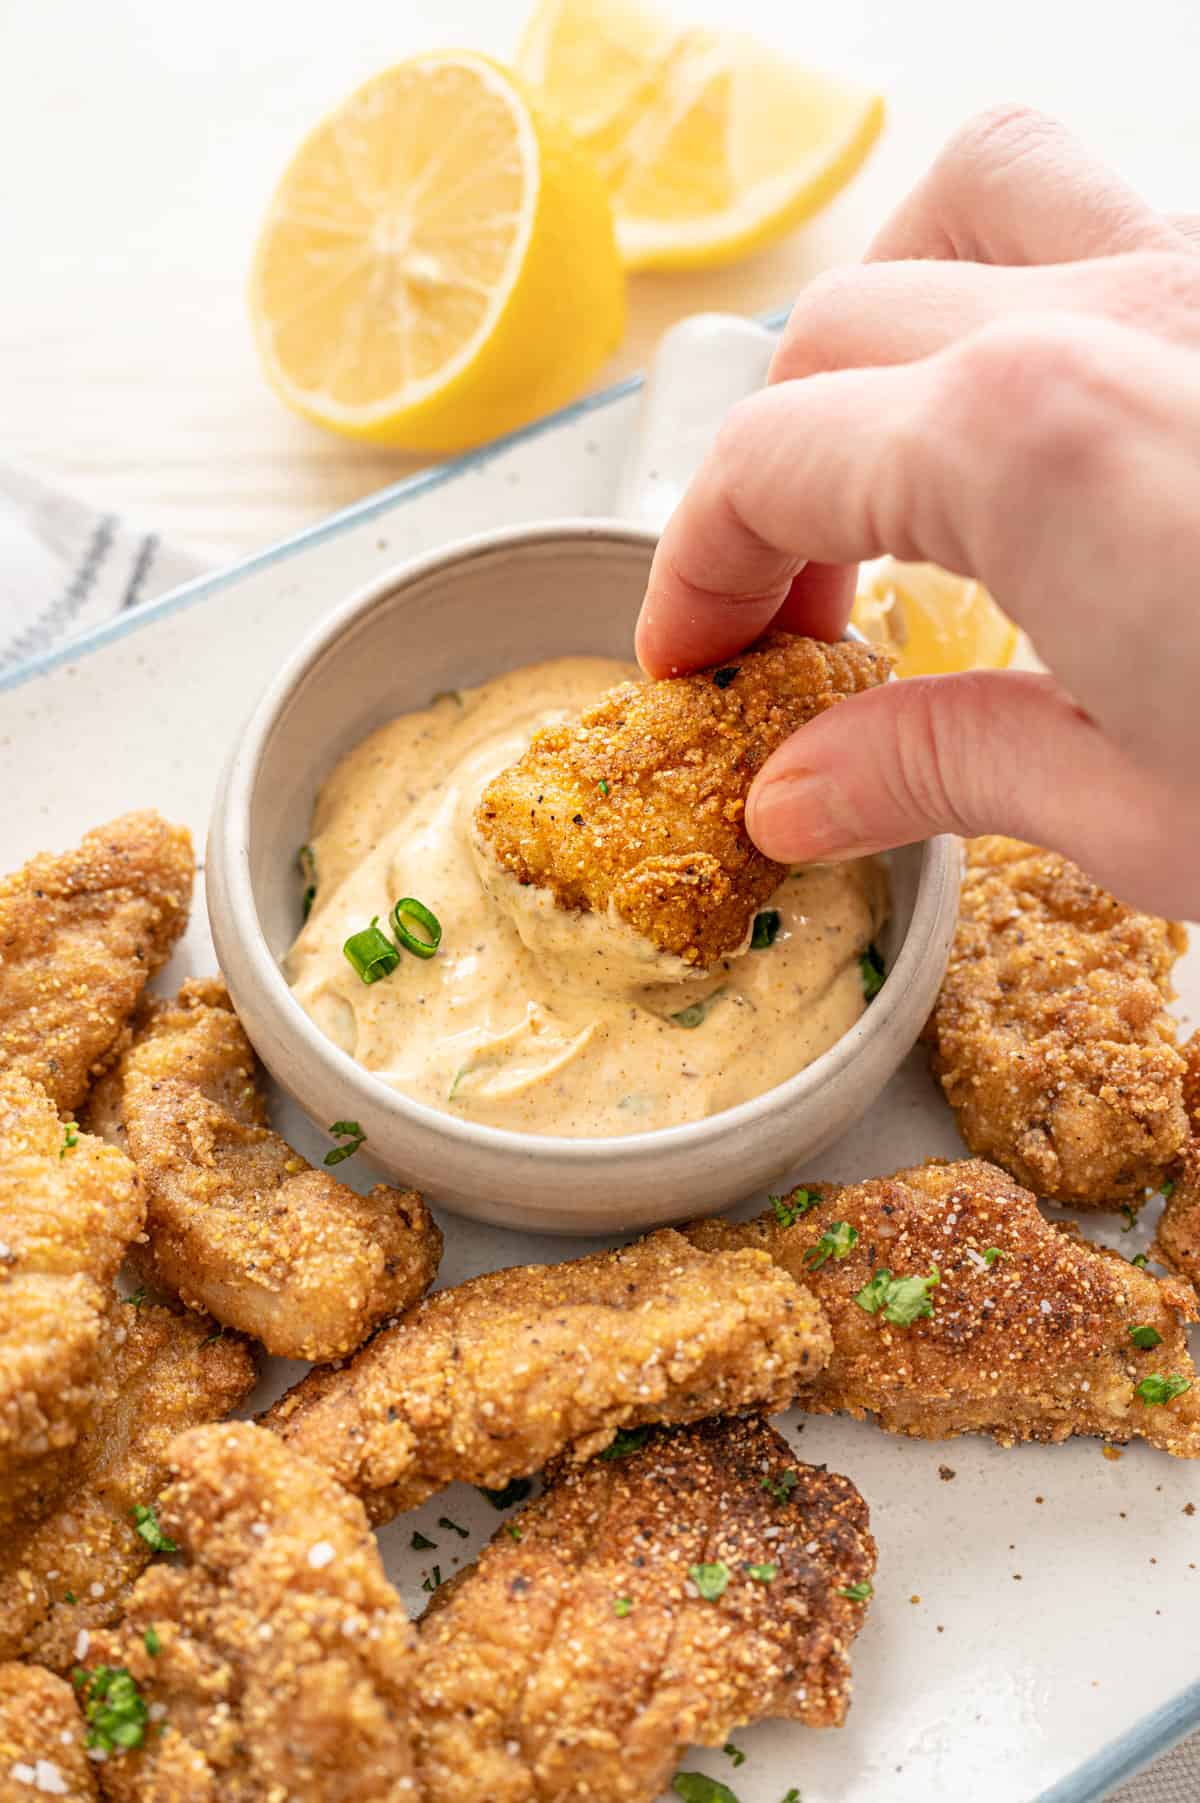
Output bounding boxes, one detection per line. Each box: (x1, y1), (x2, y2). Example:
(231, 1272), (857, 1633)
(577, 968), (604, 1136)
(636, 106), (1200, 916)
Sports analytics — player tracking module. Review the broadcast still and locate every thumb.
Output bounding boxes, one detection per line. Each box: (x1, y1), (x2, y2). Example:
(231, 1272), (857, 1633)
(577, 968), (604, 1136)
(745, 670), (1197, 916)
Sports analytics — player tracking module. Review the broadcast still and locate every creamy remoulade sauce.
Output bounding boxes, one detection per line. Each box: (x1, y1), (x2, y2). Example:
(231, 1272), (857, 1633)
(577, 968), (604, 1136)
(286, 657), (889, 1139)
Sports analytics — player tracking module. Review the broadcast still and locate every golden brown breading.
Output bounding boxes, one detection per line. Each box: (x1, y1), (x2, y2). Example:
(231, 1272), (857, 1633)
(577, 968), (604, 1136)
(0, 812), (193, 1113)
(688, 1160), (1200, 1454)
(0, 1304), (255, 1671)
(0, 1663), (96, 1802)
(0, 1074), (144, 1538)
(266, 1228), (830, 1520)
(1153, 1031), (1200, 1283)
(474, 633), (891, 970)
(84, 1423), (419, 1803)
(83, 980), (442, 1362)
(928, 836), (1187, 1206)
(414, 1416), (875, 1803)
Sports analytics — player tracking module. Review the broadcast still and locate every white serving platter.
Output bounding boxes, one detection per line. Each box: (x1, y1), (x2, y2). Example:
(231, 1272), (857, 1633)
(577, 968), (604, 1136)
(3, 352), (1198, 1803)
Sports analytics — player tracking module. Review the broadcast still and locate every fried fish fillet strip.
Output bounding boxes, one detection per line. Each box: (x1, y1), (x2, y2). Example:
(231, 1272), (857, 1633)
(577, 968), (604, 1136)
(928, 836), (1187, 1205)
(0, 812), (193, 1113)
(266, 1228), (830, 1520)
(0, 1663), (96, 1803)
(1154, 1031), (1200, 1282)
(0, 1073), (144, 1537)
(474, 633), (891, 971)
(0, 1304), (256, 1671)
(83, 980), (442, 1362)
(85, 1423), (420, 1803)
(687, 1159), (1200, 1455)
(414, 1415), (875, 1803)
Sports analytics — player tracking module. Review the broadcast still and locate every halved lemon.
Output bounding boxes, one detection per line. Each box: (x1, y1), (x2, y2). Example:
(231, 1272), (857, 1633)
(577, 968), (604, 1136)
(853, 559), (1020, 678)
(250, 52), (625, 451)
(517, 0), (885, 270)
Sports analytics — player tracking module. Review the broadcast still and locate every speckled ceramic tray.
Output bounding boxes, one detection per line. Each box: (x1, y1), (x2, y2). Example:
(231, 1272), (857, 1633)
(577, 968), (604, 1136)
(3, 342), (1199, 1803)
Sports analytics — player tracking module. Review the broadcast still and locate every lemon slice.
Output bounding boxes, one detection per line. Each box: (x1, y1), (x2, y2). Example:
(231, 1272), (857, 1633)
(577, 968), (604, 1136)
(517, 0), (884, 270)
(250, 52), (625, 451)
(853, 559), (1020, 678)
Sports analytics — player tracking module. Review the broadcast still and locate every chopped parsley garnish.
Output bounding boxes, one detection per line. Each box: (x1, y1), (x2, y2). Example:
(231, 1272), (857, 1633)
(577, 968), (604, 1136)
(670, 986), (727, 1030)
(983, 1248), (1003, 1266)
(751, 910), (781, 950)
(297, 844), (317, 921)
(760, 1469), (799, 1503)
(770, 1188), (820, 1229)
(1131, 1253), (1149, 1268)
(410, 1530), (436, 1551)
(1120, 1206), (1137, 1233)
(613, 1596), (633, 1617)
(75, 1665), (149, 1754)
(1162, 1178), (1176, 1199)
(343, 917), (401, 984)
(689, 1561), (731, 1602)
(1129, 1325), (1164, 1350)
(391, 896), (442, 960)
(598, 779), (610, 797)
(600, 1426), (650, 1461)
(839, 1581), (873, 1601)
(143, 1627), (160, 1657)
(712, 666), (740, 689)
(479, 1477), (533, 1508)
(724, 1744), (747, 1767)
(124, 1285), (147, 1309)
(745, 1562), (777, 1583)
(438, 1516), (469, 1539)
(131, 1504), (177, 1554)
(859, 942), (886, 1001)
(805, 1221), (859, 1270)
(1136, 1374), (1191, 1405)
(672, 1775), (739, 1803)
(505, 1522), (523, 1542)
(324, 1120), (365, 1166)
(854, 1265), (940, 1326)
(421, 1566), (443, 1593)
(59, 1122), (79, 1159)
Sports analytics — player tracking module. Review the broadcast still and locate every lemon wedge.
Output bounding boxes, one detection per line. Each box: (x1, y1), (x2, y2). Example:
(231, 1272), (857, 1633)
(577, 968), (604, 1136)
(853, 560), (1020, 678)
(250, 52), (625, 451)
(517, 0), (885, 270)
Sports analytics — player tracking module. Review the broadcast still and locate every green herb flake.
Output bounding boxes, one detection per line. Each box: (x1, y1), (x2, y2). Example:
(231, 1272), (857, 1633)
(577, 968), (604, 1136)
(613, 1596), (633, 1618)
(805, 1221), (859, 1270)
(1131, 1252), (1149, 1268)
(689, 1560), (731, 1602)
(324, 1120), (365, 1166)
(63, 1591), (77, 1605)
(1136, 1373), (1191, 1405)
(781, 1790), (802, 1803)
(124, 1285), (147, 1309)
(438, 1516), (469, 1540)
(760, 1469), (799, 1503)
(131, 1503), (177, 1554)
(421, 1565), (443, 1593)
(751, 910), (781, 950)
(600, 1426), (650, 1461)
(1129, 1324), (1164, 1350)
(724, 1744), (747, 1768)
(479, 1478), (533, 1509)
(77, 1664), (149, 1754)
(1162, 1178), (1176, 1200)
(855, 1265), (939, 1326)
(672, 1774), (740, 1803)
(59, 1122), (79, 1159)
(839, 1581), (873, 1601)
(670, 986), (727, 1030)
(745, 1562), (777, 1583)
(983, 1247), (1003, 1266)
(410, 1531), (436, 1551)
(712, 666), (740, 689)
(860, 942), (886, 1001)
(1120, 1205), (1138, 1233)
(598, 779), (610, 796)
(143, 1627), (161, 1657)
(770, 1188), (821, 1229)
(298, 845), (318, 922)
(505, 1523), (523, 1542)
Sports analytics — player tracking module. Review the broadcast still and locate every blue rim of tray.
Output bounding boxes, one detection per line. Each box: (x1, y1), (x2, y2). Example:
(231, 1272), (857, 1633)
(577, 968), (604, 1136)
(4, 307), (1199, 1803)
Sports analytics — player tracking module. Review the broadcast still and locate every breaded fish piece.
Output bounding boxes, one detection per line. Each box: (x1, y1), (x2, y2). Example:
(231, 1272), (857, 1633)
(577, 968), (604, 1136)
(0, 812), (193, 1113)
(0, 1303), (256, 1671)
(414, 1415), (875, 1803)
(474, 633), (891, 972)
(1154, 1031), (1200, 1283)
(928, 836), (1187, 1206)
(0, 1073), (143, 1537)
(266, 1228), (830, 1520)
(0, 1663), (96, 1802)
(83, 1423), (420, 1803)
(687, 1160), (1200, 1454)
(83, 980), (442, 1362)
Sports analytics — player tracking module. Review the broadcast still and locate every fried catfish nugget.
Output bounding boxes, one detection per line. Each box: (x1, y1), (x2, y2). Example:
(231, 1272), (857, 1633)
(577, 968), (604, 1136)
(0, 812), (193, 1113)
(687, 1160), (1200, 1455)
(0, 1303), (255, 1671)
(415, 1416), (875, 1803)
(1154, 1031), (1200, 1283)
(474, 633), (891, 973)
(0, 1074), (143, 1537)
(83, 980), (441, 1362)
(928, 836), (1187, 1205)
(266, 1229), (830, 1520)
(0, 1663), (96, 1802)
(84, 1423), (420, 1803)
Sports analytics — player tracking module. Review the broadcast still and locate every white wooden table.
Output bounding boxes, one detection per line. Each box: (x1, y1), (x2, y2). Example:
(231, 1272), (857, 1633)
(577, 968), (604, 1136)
(4, 0), (1199, 563)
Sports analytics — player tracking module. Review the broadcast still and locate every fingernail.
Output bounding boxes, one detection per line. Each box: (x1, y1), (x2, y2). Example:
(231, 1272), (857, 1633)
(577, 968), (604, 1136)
(747, 770), (869, 862)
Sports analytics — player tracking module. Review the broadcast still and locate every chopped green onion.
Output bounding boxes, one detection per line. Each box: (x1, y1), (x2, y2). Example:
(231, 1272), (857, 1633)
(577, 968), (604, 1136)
(59, 1122), (78, 1159)
(712, 666), (740, 689)
(598, 779), (610, 797)
(324, 1120), (365, 1166)
(805, 1222), (859, 1270)
(613, 1596), (633, 1617)
(410, 1531), (436, 1551)
(782, 1792), (802, 1803)
(1162, 1178), (1176, 1199)
(761, 1469), (799, 1503)
(297, 844), (317, 921)
(478, 1477), (533, 1509)
(438, 1516), (469, 1540)
(131, 1504), (177, 1553)
(839, 1581), (873, 1601)
(751, 910), (781, 950)
(1136, 1373), (1191, 1404)
(343, 917), (400, 984)
(391, 896), (442, 959)
(860, 942), (886, 1001)
(143, 1627), (160, 1657)
(76, 1665), (150, 1753)
(672, 1775), (739, 1803)
(724, 1744), (747, 1768)
(745, 1562), (777, 1583)
(1129, 1325), (1164, 1350)
(600, 1426), (650, 1461)
(689, 1561), (730, 1601)
(854, 1265), (940, 1326)
(421, 1566), (443, 1593)
(670, 986), (727, 1029)
(1131, 1252), (1149, 1268)
(1120, 1206), (1137, 1233)
(983, 1247), (1003, 1266)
